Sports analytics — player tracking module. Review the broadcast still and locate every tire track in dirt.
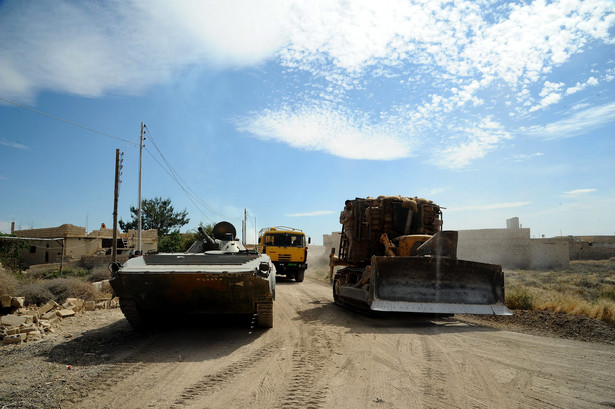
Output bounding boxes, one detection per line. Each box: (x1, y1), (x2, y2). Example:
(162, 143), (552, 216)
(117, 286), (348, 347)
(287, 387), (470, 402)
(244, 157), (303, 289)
(418, 336), (451, 408)
(59, 333), (160, 407)
(272, 285), (334, 409)
(273, 328), (331, 409)
(169, 339), (283, 408)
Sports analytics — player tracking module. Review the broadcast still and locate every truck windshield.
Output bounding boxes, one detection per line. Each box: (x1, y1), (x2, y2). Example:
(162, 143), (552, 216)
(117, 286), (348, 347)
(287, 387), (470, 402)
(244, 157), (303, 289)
(265, 233), (304, 247)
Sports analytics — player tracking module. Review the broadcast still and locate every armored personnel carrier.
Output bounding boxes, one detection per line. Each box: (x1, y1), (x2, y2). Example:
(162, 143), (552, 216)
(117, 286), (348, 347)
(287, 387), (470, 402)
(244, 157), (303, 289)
(109, 221), (276, 330)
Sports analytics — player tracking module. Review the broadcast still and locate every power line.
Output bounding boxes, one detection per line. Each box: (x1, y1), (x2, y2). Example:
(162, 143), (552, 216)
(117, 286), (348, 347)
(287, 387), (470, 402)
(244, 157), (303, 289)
(142, 126), (237, 222)
(143, 147), (215, 224)
(0, 96), (137, 145)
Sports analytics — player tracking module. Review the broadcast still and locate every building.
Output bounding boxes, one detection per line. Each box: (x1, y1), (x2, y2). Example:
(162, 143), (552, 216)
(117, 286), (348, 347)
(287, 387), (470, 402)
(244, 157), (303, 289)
(9, 223), (158, 269)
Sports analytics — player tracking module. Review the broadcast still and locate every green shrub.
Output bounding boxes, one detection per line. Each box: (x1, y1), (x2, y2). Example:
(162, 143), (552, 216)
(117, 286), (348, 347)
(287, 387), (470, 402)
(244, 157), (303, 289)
(43, 268), (89, 279)
(506, 287), (534, 310)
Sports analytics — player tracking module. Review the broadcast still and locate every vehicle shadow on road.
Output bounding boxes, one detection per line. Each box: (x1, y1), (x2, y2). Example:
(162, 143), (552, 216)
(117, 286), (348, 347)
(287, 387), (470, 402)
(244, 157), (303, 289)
(294, 301), (500, 336)
(46, 314), (268, 366)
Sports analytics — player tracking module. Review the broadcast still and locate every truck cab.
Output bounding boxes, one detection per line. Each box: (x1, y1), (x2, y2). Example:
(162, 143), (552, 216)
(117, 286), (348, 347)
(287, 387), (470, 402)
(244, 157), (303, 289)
(258, 226), (309, 282)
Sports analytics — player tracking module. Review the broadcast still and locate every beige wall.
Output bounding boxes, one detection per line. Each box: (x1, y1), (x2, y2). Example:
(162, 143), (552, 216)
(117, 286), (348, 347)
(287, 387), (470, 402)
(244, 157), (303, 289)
(569, 236), (615, 260)
(13, 224), (158, 268)
(457, 228), (533, 269)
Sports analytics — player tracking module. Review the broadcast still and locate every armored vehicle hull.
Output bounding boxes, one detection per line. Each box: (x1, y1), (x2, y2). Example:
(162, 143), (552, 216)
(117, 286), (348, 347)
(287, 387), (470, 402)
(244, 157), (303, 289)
(110, 222), (275, 330)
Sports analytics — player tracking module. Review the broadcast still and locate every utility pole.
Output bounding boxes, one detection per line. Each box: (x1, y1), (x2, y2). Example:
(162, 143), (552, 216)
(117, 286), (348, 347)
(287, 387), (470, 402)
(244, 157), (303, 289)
(112, 149), (120, 262)
(243, 208), (247, 246)
(138, 122), (144, 253)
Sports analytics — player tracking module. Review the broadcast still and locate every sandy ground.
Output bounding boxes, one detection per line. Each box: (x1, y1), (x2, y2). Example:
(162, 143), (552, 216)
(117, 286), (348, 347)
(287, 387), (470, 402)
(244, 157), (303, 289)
(1, 270), (615, 409)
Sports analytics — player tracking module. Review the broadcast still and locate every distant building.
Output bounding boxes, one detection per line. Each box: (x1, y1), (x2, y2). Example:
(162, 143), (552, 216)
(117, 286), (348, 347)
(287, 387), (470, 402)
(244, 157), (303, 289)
(9, 223), (158, 268)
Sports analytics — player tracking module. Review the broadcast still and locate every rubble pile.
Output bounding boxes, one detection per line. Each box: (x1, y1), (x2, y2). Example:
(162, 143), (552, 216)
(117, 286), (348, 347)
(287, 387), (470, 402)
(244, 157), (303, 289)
(0, 294), (118, 346)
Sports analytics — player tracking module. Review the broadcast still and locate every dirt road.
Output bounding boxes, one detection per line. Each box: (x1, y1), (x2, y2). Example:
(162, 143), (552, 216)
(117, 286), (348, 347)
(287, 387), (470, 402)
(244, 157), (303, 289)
(2, 271), (615, 408)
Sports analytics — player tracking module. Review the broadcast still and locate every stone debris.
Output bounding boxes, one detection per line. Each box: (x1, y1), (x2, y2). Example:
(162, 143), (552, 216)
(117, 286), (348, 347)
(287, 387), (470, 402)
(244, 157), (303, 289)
(1, 295), (119, 346)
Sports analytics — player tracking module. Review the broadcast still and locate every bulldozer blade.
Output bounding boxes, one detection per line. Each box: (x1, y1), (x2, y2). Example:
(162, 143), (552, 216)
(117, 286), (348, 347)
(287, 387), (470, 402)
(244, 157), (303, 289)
(369, 256), (512, 315)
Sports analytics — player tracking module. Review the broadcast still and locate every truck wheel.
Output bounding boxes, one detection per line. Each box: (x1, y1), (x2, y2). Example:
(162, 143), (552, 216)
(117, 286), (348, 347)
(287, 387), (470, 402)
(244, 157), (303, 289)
(257, 302), (273, 328)
(295, 269), (305, 282)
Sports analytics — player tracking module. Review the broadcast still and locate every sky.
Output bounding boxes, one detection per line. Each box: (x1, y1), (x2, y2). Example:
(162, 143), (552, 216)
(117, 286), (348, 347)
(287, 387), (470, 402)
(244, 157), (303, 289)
(1, 0), (614, 245)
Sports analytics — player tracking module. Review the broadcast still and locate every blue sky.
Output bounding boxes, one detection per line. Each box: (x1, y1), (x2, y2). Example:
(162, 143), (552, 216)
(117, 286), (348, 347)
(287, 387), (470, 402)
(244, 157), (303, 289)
(1, 0), (614, 245)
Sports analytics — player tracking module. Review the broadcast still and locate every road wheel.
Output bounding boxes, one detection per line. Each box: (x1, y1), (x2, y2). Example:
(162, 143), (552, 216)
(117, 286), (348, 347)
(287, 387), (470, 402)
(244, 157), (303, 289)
(295, 269), (305, 282)
(257, 302), (273, 328)
(119, 298), (150, 332)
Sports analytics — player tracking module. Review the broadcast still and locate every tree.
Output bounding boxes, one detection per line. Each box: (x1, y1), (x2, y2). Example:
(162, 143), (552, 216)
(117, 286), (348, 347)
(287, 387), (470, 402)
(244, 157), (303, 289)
(119, 197), (189, 236)
(158, 231), (184, 252)
(180, 222), (216, 251)
(0, 234), (29, 272)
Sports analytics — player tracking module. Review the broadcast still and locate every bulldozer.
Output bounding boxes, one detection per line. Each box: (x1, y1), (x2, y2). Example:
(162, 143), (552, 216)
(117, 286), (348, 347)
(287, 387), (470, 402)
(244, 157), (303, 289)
(330, 196), (511, 315)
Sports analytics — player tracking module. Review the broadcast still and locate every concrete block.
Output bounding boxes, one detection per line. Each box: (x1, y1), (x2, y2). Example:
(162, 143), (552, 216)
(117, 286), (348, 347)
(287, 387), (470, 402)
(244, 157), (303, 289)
(84, 301), (96, 311)
(37, 300), (59, 316)
(39, 320), (52, 331)
(41, 311), (57, 320)
(11, 297), (25, 308)
(19, 324), (37, 334)
(27, 330), (42, 341)
(19, 314), (36, 324)
(39, 315), (59, 327)
(56, 309), (76, 318)
(1, 314), (27, 327)
(63, 298), (84, 312)
(3, 333), (26, 344)
(1, 295), (11, 308)
(93, 280), (112, 294)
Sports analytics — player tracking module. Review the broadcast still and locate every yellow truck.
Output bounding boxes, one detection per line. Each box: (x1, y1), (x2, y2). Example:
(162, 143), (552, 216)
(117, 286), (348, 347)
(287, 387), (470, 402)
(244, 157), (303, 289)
(258, 226), (309, 282)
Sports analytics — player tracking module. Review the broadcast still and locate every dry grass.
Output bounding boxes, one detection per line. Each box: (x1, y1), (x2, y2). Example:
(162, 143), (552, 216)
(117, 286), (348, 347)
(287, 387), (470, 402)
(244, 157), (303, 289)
(18, 278), (100, 306)
(0, 267), (19, 296)
(505, 258), (615, 324)
(1, 263), (109, 306)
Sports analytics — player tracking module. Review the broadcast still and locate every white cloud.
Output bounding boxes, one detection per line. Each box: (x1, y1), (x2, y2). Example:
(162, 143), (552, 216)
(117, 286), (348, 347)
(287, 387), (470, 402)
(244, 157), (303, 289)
(0, 140), (29, 150)
(237, 105), (415, 160)
(566, 76), (599, 95)
(421, 187), (448, 196)
(513, 152), (544, 162)
(1, 0), (613, 169)
(2, 0), (611, 103)
(447, 201), (532, 211)
(432, 117), (512, 169)
(529, 81), (565, 112)
(563, 188), (597, 196)
(523, 102), (615, 140)
(0, 0), (288, 101)
(286, 210), (335, 217)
